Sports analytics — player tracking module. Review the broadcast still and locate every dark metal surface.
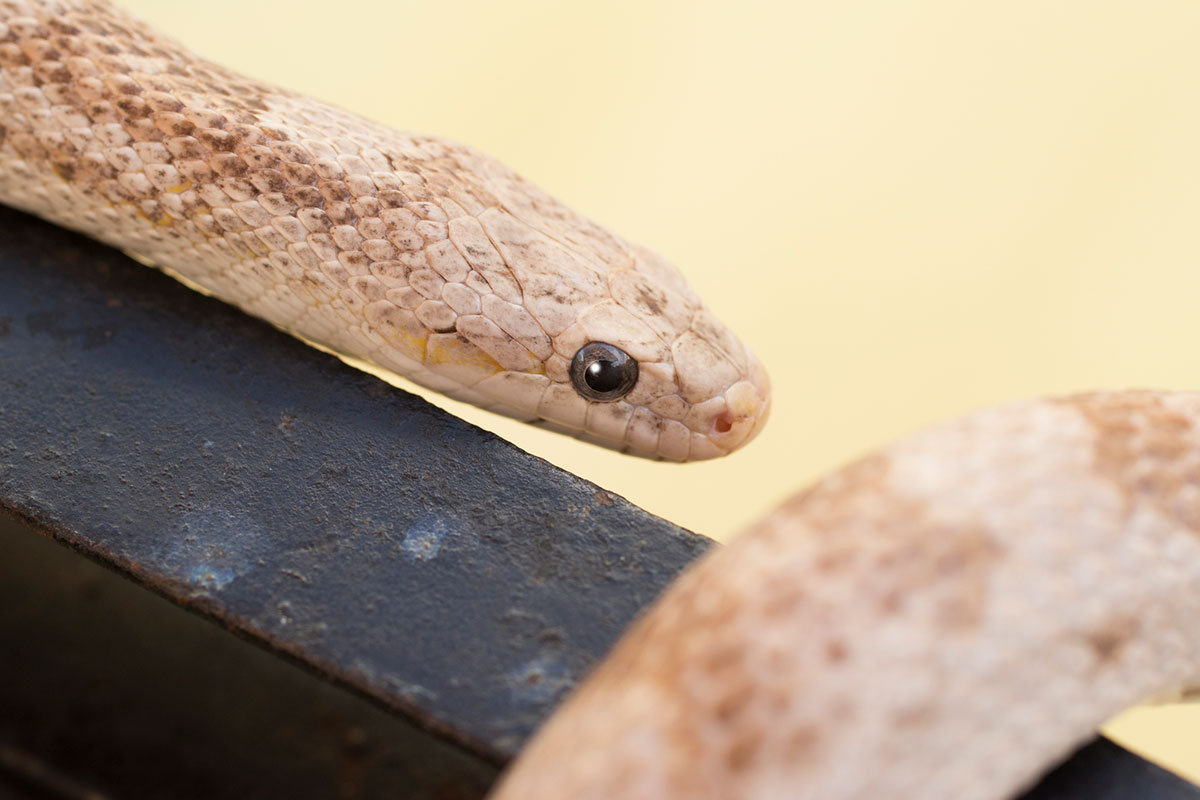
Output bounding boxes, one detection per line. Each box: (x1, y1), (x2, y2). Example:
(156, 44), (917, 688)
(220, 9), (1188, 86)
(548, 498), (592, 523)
(0, 204), (1195, 798)
(0, 513), (495, 800)
(0, 204), (709, 767)
(1019, 737), (1199, 800)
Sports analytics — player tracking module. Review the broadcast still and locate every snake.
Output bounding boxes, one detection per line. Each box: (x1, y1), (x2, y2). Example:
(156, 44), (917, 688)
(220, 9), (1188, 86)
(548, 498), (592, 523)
(0, 0), (770, 462)
(2, 2), (1196, 799)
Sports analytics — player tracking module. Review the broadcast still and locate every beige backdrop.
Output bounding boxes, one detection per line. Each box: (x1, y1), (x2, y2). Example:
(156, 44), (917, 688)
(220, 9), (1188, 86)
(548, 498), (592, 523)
(121, 0), (1200, 783)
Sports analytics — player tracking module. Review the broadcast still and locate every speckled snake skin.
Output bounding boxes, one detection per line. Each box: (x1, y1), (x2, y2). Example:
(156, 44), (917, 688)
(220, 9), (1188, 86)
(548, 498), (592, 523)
(0, 0), (769, 461)
(5, 4), (1197, 800)
(495, 391), (1200, 799)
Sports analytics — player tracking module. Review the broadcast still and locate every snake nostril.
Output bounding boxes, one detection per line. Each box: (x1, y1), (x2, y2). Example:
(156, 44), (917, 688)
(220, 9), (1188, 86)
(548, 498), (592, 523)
(714, 414), (734, 435)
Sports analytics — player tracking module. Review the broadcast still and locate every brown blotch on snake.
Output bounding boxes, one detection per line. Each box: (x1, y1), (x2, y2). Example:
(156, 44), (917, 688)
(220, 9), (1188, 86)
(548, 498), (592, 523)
(1063, 392), (1200, 533)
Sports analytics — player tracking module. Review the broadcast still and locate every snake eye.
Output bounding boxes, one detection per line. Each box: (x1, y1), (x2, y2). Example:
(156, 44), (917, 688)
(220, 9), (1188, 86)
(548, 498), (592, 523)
(570, 342), (638, 402)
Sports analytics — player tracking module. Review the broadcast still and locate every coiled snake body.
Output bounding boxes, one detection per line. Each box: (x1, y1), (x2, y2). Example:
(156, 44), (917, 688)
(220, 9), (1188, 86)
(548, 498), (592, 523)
(2, 2), (1197, 798)
(496, 391), (1200, 798)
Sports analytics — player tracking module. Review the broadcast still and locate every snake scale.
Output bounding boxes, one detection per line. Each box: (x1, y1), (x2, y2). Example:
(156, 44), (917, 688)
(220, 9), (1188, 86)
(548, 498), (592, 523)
(2, 2), (1197, 799)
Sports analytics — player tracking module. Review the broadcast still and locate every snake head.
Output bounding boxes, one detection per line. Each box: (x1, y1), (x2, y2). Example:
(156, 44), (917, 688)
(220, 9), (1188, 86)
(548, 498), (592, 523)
(309, 137), (774, 462)
(326, 136), (775, 462)
(531, 244), (773, 461)
(393, 187), (771, 461)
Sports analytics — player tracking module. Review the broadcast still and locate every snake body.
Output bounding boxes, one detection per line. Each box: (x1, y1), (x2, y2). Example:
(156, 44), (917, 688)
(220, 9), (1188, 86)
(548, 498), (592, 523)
(0, 0), (769, 461)
(496, 391), (1200, 799)
(3, 3), (1197, 799)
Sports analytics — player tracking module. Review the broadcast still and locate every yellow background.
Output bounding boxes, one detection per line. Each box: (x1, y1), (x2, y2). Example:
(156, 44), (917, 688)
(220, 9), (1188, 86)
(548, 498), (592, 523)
(123, 0), (1200, 782)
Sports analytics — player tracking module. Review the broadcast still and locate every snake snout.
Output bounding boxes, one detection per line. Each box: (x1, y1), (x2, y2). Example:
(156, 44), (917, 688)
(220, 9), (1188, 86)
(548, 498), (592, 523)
(701, 354), (771, 457)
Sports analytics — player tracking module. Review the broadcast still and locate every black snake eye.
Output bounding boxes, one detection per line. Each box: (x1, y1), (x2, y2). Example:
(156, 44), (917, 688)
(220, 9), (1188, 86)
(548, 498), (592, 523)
(570, 342), (638, 402)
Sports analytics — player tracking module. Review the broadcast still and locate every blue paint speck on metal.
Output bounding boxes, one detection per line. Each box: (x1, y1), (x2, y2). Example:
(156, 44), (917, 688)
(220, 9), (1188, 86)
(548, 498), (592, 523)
(165, 506), (262, 590)
(401, 514), (452, 560)
(507, 655), (572, 705)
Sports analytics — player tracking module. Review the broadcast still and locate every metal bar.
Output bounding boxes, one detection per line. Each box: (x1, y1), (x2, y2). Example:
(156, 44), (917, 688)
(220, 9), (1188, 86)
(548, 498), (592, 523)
(1018, 737), (1198, 800)
(0, 205), (1194, 797)
(0, 512), (497, 800)
(0, 204), (710, 767)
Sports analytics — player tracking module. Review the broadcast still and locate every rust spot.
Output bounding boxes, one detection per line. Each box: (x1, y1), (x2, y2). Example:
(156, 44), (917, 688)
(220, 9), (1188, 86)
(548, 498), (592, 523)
(593, 491), (614, 507)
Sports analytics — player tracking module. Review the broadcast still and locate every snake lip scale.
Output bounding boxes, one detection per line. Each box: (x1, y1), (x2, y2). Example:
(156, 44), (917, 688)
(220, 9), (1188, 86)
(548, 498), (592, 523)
(3, 3), (1196, 800)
